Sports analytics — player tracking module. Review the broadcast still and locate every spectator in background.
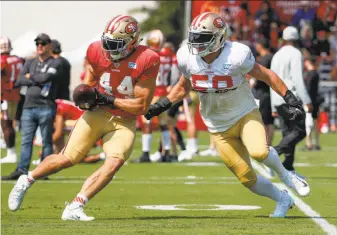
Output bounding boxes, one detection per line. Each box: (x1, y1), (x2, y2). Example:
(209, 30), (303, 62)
(299, 23), (315, 54)
(270, 26), (312, 177)
(234, 2), (250, 41)
(254, 0), (279, 40)
(291, 1), (316, 31)
(328, 26), (337, 64)
(2, 33), (61, 180)
(253, 38), (274, 145)
(302, 50), (321, 150)
(51, 40), (71, 100)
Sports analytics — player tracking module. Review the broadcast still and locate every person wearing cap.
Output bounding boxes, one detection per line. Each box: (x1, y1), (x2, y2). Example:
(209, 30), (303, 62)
(51, 39), (71, 100)
(270, 26), (312, 177)
(2, 33), (61, 180)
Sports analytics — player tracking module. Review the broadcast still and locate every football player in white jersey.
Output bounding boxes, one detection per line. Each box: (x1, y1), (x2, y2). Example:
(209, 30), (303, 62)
(145, 12), (310, 218)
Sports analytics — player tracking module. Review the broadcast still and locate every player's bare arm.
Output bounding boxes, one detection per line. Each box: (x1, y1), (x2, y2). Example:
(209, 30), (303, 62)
(83, 64), (97, 87)
(114, 77), (156, 115)
(248, 62), (305, 121)
(145, 76), (191, 120)
(167, 75), (192, 104)
(248, 62), (287, 97)
(52, 114), (65, 143)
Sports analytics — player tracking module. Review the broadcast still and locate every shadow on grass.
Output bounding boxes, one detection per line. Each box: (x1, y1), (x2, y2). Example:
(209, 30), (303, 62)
(256, 215), (337, 219)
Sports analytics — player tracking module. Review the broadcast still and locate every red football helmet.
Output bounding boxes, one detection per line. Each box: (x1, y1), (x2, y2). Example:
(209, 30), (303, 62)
(146, 29), (165, 52)
(101, 15), (141, 61)
(0, 36), (13, 54)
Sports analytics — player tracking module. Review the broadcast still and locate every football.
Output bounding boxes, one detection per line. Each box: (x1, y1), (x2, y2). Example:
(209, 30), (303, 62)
(72, 84), (97, 108)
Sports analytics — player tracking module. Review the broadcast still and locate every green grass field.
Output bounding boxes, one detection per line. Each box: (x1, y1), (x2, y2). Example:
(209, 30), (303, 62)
(1, 131), (337, 235)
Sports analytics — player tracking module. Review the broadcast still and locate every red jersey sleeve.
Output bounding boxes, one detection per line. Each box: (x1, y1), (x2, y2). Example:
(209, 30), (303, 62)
(56, 99), (66, 117)
(138, 50), (160, 81)
(86, 41), (101, 69)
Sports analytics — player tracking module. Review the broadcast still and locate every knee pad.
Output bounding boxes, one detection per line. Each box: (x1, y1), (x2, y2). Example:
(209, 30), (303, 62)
(159, 125), (168, 131)
(230, 162), (257, 188)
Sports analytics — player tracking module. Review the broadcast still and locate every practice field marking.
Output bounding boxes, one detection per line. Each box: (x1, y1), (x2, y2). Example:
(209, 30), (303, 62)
(275, 183), (337, 235)
(136, 204), (261, 211)
(251, 160), (337, 235)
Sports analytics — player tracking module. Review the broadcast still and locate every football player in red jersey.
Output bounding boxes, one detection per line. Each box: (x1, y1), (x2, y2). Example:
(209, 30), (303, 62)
(0, 36), (24, 164)
(8, 15), (160, 221)
(135, 30), (175, 162)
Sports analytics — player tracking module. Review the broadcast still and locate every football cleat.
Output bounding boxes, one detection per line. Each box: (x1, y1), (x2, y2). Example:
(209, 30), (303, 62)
(270, 190), (294, 218)
(0, 154), (17, 164)
(199, 148), (218, 157)
(8, 175), (31, 211)
(178, 150), (194, 162)
(61, 202), (95, 221)
(280, 170), (310, 197)
(149, 151), (162, 162)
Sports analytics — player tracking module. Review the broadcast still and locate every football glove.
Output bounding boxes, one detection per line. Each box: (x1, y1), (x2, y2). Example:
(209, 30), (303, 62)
(95, 89), (116, 109)
(282, 90), (305, 121)
(145, 97), (172, 120)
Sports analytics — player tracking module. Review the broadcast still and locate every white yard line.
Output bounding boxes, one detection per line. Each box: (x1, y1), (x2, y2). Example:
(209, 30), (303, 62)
(275, 183), (337, 235)
(252, 162), (337, 235)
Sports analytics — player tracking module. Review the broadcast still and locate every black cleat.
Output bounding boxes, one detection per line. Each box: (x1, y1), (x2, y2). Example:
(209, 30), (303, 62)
(1, 170), (25, 180)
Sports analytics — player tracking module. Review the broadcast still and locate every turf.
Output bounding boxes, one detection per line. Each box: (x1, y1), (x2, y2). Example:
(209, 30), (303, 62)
(1, 131), (337, 235)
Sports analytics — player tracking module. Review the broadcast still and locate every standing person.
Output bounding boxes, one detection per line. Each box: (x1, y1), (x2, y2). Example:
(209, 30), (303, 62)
(134, 29), (172, 162)
(145, 12), (310, 218)
(0, 36), (24, 163)
(2, 33), (61, 180)
(253, 38), (275, 145)
(302, 51), (321, 150)
(51, 39), (71, 100)
(270, 26), (312, 176)
(8, 15), (160, 221)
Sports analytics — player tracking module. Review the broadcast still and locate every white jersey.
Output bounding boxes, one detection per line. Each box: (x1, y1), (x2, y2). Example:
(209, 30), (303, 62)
(176, 42), (258, 133)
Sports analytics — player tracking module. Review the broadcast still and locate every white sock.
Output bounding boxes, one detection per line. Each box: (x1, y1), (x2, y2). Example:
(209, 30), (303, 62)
(187, 138), (198, 153)
(7, 147), (16, 156)
(262, 147), (287, 178)
(142, 134), (152, 152)
(99, 152), (106, 160)
(27, 171), (35, 186)
(162, 130), (171, 150)
(72, 193), (88, 206)
(249, 175), (281, 202)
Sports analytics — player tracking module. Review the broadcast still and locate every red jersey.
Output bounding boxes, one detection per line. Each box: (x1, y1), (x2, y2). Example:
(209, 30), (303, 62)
(86, 41), (160, 119)
(1, 54), (24, 101)
(56, 99), (84, 120)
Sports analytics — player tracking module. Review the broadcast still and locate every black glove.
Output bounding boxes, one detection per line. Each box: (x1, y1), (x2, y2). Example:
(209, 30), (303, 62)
(95, 89), (116, 109)
(145, 97), (172, 120)
(281, 90), (305, 121)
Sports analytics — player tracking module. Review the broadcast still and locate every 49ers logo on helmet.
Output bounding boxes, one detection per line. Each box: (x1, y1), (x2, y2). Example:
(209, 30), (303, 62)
(213, 17), (225, 28)
(125, 22), (137, 34)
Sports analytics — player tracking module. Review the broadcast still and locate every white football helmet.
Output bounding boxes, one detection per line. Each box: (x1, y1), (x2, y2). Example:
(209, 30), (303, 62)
(188, 12), (228, 57)
(101, 15), (140, 61)
(0, 36), (13, 54)
(146, 29), (165, 52)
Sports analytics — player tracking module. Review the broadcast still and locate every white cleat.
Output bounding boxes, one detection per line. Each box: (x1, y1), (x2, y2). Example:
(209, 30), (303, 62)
(0, 154), (17, 164)
(270, 190), (294, 218)
(281, 171), (310, 197)
(32, 158), (41, 166)
(290, 170), (306, 180)
(8, 175), (31, 211)
(150, 151), (162, 162)
(61, 202), (95, 221)
(199, 148), (218, 157)
(178, 150), (194, 162)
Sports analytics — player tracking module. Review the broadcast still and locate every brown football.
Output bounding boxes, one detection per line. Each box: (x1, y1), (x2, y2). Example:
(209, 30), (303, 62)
(72, 84), (97, 106)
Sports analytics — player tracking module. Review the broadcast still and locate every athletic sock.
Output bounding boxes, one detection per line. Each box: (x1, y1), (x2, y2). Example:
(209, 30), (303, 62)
(27, 171), (35, 186)
(7, 147), (16, 156)
(162, 130), (171, 150)
(262, 147), (287, 178)
(142, 134), (152, 152)
(187, 138), (198, 153)
(72, 193), (88, 206)
(249, 175), (282, 202)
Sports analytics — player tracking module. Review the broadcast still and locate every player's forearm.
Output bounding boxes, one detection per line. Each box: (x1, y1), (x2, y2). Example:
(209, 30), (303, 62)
(114, 97), (150, 115)
(167, 77), (190, 104)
